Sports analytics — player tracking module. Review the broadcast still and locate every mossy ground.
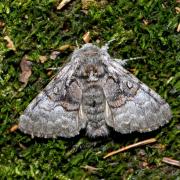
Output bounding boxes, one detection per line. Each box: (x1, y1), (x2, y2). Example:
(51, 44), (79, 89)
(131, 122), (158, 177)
(0, 0), (180, 179)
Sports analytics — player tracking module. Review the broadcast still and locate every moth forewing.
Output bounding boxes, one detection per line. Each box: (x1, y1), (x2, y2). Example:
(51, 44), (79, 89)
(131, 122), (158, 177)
(19, 62), (84, 138)
(103, 59), (172, 134)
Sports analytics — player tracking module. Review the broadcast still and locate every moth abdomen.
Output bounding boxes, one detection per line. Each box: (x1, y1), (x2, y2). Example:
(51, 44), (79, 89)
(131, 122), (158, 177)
(82, 85), (109, 137)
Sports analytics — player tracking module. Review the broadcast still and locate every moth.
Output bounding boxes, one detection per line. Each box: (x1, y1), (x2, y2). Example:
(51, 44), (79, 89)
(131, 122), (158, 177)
(19, 42), (172, 138)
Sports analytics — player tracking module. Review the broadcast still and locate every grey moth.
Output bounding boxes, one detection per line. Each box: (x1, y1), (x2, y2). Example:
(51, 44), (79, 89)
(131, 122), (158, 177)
(19, 43), (172, 138)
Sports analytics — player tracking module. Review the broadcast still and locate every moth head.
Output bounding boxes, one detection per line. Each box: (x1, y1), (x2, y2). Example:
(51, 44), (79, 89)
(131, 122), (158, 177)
(73, 44), (107, 82)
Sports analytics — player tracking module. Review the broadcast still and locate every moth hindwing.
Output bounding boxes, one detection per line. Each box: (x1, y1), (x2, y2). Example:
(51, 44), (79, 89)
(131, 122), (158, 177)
(19, 43), (172, 138)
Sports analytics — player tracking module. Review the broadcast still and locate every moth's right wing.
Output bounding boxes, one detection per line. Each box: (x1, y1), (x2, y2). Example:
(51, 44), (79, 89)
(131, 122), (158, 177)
(103, 60), (172, 134)
(19, 62), (86, 138)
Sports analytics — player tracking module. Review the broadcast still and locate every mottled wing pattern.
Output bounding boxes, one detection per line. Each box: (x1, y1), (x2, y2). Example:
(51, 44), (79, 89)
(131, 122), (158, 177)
(104, 60), (172, 134)
(19, 62), (86, 138)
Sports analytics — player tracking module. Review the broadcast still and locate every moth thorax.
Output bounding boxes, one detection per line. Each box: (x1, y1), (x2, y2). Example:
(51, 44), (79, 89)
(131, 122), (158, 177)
(83, 63), (105, 82)
(84, 64), (97, 82)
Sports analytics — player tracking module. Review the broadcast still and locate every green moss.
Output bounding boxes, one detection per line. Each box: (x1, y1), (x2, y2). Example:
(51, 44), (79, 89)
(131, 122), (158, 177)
(0, 0), (179, 179)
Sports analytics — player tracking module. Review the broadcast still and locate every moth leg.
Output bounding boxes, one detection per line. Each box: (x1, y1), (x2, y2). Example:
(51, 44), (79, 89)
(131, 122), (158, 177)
(113, 56), (146, 66)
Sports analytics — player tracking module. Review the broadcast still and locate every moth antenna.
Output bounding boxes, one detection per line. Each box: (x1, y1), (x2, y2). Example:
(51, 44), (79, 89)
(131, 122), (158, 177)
(75, 40), (80, 49)
(101, 39), (116, 51)
(47, 67), (61, 71)
(113, 56), (146, 66)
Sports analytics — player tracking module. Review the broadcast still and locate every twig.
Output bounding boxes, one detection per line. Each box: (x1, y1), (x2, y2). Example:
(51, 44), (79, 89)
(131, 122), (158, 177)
(103, 138), (157, 159)
(19, 143), (27, 150)
(57, 0), (73, 10)
(162, 157), (180, 167)
(83, 31), (91, 43)
(10, 124), (19, 132)
(4, 36), (16, 51)
(81, 165), (102, 173)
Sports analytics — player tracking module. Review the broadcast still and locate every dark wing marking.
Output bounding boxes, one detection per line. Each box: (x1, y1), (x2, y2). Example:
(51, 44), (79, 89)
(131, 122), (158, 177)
(19, 62), (86, 138)
(103, 60), (172, 134)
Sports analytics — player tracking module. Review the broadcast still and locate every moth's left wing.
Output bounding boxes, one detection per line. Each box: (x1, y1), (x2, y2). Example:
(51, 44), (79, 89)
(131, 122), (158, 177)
(103, 60), (172, 134)
(19, 62), (86, 138)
